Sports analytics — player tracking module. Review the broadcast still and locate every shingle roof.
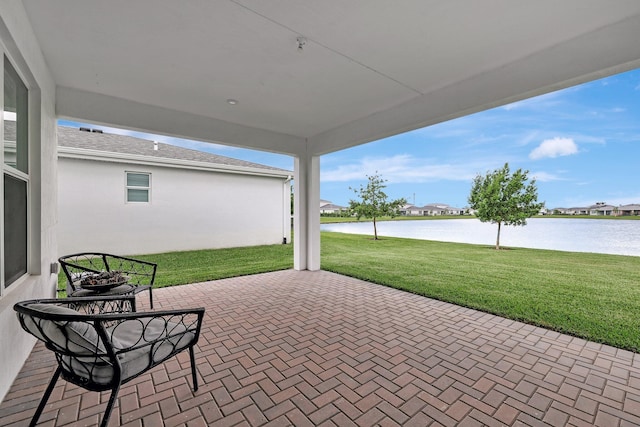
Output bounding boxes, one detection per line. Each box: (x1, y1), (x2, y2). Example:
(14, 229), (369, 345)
(57, 126), (289, 172)
(619, 204), (640, 210)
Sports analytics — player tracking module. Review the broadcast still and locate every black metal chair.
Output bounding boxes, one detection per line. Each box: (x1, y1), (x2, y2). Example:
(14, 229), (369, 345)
(59, 252), (157, 308)
(14, 296), (205, 427)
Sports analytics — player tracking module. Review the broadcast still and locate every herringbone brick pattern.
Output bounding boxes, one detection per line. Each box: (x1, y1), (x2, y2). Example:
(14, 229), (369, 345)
(2, 270), (640, 426)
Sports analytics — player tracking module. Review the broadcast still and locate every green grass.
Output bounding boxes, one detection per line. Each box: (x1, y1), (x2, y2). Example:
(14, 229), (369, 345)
(321, 231), (640, 352)
(57, 231), (640, 352)
(58, 244), (293, 290)
(132, 244), (294, 287)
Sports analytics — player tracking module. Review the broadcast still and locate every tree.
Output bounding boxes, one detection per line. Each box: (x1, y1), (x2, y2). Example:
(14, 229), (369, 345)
(468, 163), (544, 250)
(349, 173), (406, 240)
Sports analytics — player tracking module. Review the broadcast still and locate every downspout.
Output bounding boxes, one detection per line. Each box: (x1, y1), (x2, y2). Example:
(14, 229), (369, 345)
(282, 175), (292, 244)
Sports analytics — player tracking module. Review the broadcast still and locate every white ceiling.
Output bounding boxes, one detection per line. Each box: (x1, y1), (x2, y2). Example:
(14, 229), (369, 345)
(22, 0), (640, 156)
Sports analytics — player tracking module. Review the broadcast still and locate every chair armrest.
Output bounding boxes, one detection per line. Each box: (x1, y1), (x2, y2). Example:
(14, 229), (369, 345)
(102, 308), (204, 332)
(100, 308), (205, 355)
(30, 296), (137, 314)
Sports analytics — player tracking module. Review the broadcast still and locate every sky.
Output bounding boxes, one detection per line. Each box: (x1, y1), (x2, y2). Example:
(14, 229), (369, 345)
(59, 67), (640, 210)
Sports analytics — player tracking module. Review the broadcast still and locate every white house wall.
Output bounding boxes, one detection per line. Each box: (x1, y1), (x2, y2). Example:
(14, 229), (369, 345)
(58, 158), (291, 256)
(0, 1), (58, 403)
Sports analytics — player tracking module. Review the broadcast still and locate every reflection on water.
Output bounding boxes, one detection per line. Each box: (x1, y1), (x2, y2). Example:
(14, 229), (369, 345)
(321, 218), (640, 256)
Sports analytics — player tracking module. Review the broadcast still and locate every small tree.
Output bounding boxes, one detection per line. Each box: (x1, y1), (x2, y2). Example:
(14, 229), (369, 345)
(349, 173), (406, 240)
(468, 163), (544, 249)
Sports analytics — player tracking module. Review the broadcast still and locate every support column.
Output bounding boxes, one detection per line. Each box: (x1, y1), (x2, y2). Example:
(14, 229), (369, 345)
(293, 154), (320, 271)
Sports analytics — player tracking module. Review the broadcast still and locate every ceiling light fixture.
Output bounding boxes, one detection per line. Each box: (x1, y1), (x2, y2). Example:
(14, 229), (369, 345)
(226, 99), (239, 105)
(296, 36), (307, 52)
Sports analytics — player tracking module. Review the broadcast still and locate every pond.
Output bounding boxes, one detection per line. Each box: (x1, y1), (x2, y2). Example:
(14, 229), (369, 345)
(320, 218), (640, 256)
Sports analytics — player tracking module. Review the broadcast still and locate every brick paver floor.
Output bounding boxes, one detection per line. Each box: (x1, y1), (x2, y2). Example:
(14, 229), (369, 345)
(2, 270), (640, 426)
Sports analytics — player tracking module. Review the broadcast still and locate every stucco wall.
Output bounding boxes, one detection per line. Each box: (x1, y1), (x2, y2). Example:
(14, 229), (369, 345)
(0, 1), (58, 403)
(58, 158), (291, 256)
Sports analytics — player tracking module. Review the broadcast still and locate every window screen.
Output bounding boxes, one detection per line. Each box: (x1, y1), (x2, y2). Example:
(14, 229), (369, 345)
(3, 55), (29, 289)
(4, 174), (27, 287)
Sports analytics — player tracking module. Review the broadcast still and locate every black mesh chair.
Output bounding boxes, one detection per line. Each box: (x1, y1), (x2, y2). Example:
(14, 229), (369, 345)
(59, 252), (157, 308)
(14, 296), (204, 427)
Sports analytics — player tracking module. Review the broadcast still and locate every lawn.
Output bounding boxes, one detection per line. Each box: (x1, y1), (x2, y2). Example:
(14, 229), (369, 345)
(321, 231), (640, 352)
(57, 243), (293, 290)
(134, 244), (293, 287)
(58, 232), (640, 352)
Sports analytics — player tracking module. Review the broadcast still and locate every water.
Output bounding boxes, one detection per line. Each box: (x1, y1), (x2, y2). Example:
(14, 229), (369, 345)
(321, 218), (640, 256)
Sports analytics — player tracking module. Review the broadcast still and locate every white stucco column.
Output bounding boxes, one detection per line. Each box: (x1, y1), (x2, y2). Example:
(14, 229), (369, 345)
(293, 154), (321, 271)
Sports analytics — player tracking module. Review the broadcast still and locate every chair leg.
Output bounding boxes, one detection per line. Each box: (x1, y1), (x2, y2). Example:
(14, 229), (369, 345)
(99, 383), (121, 427)
(189, 346), (198, 391)
(149, 288), (154, 309)
(30, 366), (61, 427)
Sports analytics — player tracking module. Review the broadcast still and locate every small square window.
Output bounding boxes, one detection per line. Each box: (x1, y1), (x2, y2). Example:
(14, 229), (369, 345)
(126, 172), (150, 203)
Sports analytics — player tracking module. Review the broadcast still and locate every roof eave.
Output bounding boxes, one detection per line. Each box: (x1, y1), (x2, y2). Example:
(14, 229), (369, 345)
(57, 146), (293, 179)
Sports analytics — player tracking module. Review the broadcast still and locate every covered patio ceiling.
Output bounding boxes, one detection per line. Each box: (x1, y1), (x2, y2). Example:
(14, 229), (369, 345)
(20, 0), (640, 271)
(23, 0), (640, 157)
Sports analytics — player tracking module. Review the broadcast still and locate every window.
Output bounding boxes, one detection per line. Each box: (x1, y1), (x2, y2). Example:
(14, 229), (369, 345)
(126, 172), (150, 203)
(2, 56), (29, 289)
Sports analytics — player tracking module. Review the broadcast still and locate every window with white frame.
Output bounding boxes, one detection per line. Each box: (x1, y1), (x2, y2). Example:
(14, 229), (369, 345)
(2, 55), (29, 289)
(126, 172), (150, 203)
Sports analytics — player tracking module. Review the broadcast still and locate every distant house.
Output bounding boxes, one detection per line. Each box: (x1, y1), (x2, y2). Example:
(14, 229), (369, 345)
(618, 204), (640, 216)
(445, 206), (464, 215)
(423, 204), (446, 216)
(58, 126), (292, 256)
(401, 203), (465, 216)
(401, 204), (424, 216)
(554, 205), (604, 216)
(589, 203), (616, 216)
(553, 204), (640, 216)
(424, 203), (465, 216)
(319, 200), (346, 214)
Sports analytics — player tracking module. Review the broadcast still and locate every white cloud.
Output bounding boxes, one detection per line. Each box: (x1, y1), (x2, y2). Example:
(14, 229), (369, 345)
(516, 131), (539, 147)
(502, 90), (569, 111)
(529, 137), (578, 160)
(530, 171), (562, 182)
(321, 154), (478, 183)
